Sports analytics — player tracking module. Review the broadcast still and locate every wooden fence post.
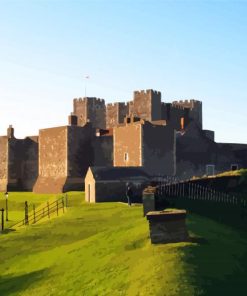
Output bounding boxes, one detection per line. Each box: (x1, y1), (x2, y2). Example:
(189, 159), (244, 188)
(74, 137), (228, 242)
(47, 201), (50, 218)
(25, 201), (29, 225)
(62, 197), (65, 213)
(1, 208), (4, 232)
(33, 204), (36, 224)
(56, 200), (59, 216)
(65, 193), (68, 207)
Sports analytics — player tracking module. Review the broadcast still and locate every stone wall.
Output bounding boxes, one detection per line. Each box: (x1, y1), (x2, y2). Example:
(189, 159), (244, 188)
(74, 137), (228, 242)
(176, 122), (247, 179)
(93, 135), (113, 167)
(142, 122), (176, 176)
(0, 134), (38, 192)
(33, 126), (68, 193)
(66, 124), (94, 191)
(0, 137), (8, 191)
(34, 124), (95, 193)
(21, 136), (39, 191)
(113, 122), (142, 167)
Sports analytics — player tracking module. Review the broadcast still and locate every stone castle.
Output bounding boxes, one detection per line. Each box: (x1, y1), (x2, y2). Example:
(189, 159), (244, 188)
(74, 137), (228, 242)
(1, 89), (247, 193)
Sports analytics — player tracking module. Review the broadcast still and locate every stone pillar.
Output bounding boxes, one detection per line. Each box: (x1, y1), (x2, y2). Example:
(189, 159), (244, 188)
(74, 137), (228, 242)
(142, 186), (156, 217)
(146, 210), (188, 244)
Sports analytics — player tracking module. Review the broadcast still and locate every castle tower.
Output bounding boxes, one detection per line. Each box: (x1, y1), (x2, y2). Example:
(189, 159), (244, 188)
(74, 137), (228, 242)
(131, 89), (162, 121)
(106, 102), (129, 128)
(72, 97), (106, 129)
(171, 100), (202, 129)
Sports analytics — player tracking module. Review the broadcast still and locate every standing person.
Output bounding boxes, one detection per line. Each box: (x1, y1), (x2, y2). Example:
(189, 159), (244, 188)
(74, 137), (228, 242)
(126, 184), (133, 206)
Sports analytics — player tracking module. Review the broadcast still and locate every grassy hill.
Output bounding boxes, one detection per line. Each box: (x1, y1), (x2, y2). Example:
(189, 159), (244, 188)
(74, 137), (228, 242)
(0, 192), (247, 296)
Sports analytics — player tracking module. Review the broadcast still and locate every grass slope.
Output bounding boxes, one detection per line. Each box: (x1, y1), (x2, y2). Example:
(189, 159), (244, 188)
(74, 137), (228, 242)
(0, 192), (247, 296)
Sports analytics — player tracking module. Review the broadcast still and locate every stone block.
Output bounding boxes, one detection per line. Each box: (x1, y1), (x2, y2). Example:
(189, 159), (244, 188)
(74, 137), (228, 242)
(146, 209), (188, 244)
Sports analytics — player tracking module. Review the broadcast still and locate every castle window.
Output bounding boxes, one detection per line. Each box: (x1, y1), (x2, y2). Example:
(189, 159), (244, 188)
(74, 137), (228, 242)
(206, 164), (215, 176)
(231, 164), (238, 171)
(124, 152), (129, 162)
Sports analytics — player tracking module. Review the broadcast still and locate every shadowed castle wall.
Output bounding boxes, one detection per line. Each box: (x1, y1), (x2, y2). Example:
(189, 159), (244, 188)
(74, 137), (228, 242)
(142, 123), (176, 176)
(93, 135), (113, 167)
(0, 134), (38, 192)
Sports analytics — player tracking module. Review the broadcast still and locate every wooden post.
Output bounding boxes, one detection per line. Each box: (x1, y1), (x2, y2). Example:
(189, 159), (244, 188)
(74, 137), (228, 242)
(62, 197), (65, 213)
(43, 208), (45, 217)
(33, 204), (36, 224)
(65, 193), (68, 207)
(1, 208), (4, 232)
(47, 201), (50, 218)
(25, 201), (29, 225)
(56, 200), (59, 216)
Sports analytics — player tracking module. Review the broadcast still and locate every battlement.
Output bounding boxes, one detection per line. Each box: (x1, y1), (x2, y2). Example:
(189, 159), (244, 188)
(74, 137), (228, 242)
(107, 102), (128, 108)
(134, 89), (161, 97)
(73, 97), (105, 104)
(172, 99), (202, 110)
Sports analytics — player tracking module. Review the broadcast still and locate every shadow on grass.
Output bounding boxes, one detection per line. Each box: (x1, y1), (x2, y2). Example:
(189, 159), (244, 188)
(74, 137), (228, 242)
(0, 269), (47, 296)
(1, 229), (16, 234)
(181, 215), (247, 296)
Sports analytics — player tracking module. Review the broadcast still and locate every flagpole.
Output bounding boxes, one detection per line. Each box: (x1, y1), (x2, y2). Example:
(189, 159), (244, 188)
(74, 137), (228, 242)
(84, 75), (89, 97)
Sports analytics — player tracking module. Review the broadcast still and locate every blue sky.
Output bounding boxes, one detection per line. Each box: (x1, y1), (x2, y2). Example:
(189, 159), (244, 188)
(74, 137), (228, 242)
(0, 0), (247, 143)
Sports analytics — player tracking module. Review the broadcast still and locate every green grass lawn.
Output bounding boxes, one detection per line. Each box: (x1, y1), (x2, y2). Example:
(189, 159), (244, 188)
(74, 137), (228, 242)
(0, 192), (247, 296)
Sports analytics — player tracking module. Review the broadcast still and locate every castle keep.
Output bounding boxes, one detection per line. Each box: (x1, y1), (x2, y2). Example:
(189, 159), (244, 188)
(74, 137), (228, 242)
(0, 89), (247, 193)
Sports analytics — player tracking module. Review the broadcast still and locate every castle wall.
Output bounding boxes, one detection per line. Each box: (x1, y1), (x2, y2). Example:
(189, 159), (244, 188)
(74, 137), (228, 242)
(66, 124), (94, 191)
(34, 126), (68, 193)
(143, 123), (176, 176)
(93, 135), (113, 167)
(21, 137), (39, 191)
(113, 123), (142, 167)
(0, 133), (39, 192)
(172, 100), (202, 129)
(0, 137), (8, 191)
(132, 90), (161, 121)
(176, 122), (247, 179)
(34, 124), (95, 193)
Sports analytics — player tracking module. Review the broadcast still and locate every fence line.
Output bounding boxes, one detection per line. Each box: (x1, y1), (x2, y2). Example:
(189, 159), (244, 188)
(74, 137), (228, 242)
(2, 195), (68, 232)
(155, 181), (246, 207)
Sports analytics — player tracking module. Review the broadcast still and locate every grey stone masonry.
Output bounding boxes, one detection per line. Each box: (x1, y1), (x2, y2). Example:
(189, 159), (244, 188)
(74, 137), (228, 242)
(146, 210), (188, 244)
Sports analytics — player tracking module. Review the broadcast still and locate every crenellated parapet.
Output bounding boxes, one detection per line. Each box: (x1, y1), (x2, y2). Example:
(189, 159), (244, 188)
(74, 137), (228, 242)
(172, 99), (202, 110)
(134, 89), (161, 97)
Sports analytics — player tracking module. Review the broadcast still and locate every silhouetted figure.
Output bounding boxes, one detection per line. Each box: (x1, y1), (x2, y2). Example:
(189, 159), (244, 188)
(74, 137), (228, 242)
(126, 185), (133, 206)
